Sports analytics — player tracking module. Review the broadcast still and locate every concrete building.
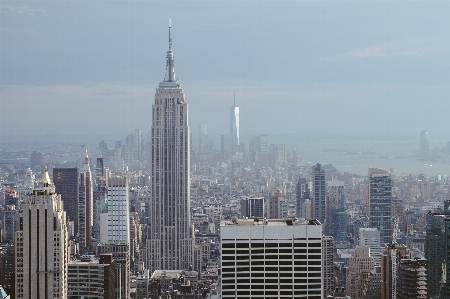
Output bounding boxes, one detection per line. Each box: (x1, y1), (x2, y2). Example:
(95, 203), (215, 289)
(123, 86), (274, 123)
(323, 236), (334, 298)
(147, 21), (194, 272)
(107, 177), (130, 244)
(359, 228), (382, 266)
(221, 218), (323, 298)
(53, 167), (79, 234)
(15, 167), (68, 298)
(346, 245), (375, 299)
(365, 266), (382, 299)
(266, 190), (288, 219)
(369, 168), (392, 245)
(67, 254), (116, 299)
(312, 163), (326, 224)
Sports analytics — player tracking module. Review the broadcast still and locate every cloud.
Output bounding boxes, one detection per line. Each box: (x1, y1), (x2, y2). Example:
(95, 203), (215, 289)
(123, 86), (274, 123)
(334, 36), (449, 60)
(347, 46), (386, 58)
(0, 4), (47, 16)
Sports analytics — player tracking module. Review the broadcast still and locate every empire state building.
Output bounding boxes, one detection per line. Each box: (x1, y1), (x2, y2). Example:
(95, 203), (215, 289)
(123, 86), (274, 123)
(147, 21), (194, 271)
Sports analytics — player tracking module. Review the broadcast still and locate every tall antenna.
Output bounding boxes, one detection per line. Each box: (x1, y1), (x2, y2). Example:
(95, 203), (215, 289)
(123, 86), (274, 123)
(234, 91), (236, 106)
(169, 17), (172, 50)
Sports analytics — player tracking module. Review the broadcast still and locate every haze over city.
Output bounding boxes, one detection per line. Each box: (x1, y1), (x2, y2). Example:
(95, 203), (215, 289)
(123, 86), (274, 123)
(2, 1), (450, 142)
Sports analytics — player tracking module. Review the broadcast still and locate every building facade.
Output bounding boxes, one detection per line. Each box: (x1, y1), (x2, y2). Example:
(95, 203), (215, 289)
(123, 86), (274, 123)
(147, 21), (194, 272)
(15, 167), (68, 298)
(230, 96), (239, 153)
(107, 177), (130, 244)
(79, 153), (93, 250)
(221, 218), (323, 298)
(312, 164), (326, 224)
(53, 167), (79, 234)
(369, 168), (392, 245)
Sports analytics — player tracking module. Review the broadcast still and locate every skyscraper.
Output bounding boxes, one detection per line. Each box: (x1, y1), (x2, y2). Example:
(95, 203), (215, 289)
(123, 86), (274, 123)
(296, 178), (310, 219)
(346, 245), (375, 299)
(369, 168), (392, 245)
(230, 93), (239, 153)
(15, 167), (68, 298)
(79, 152), (93, 250)
(199, 123), (208, 155)
(420, 131), (430, 160)
(53, 167), (79, 233)
(312, 163), (326, 224)
(147, 20), (194, 271)
(221, 218), (323, 298)
(107, 177), (130, 244)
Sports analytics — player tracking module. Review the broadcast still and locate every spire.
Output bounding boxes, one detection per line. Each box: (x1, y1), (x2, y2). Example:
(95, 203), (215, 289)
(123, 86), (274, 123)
(169, 17), (172, 51)
(160, 18), (179, 88)
(41, 166), (52, 186)
(234, 91), (236, 106)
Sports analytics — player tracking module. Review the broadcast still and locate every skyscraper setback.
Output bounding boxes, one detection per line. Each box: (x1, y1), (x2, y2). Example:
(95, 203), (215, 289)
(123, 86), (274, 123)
(147, 21), (194, 271)
(15, 167), (68, 298)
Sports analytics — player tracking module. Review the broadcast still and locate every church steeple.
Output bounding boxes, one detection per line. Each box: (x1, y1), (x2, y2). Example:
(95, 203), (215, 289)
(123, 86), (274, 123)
(160, 18), (179, 88)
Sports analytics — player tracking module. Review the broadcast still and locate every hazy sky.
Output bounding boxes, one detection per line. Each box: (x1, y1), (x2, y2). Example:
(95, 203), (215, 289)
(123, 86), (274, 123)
(1, 1), (450, 142)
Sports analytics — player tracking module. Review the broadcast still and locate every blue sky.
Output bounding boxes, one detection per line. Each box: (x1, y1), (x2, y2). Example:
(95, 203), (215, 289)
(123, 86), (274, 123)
(1, 1), (450, 142)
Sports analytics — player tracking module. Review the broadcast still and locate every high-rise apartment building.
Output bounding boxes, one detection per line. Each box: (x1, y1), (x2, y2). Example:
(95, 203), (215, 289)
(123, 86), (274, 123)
(79, 152), (93, 250)
(230, 95), (239, 153)
(322, 236), (334, 298)
(420, 131), (430, 160)
(312, 164), (326, 224)
(15, 167), (68, 298)
(53, 167), (79, 233)
(369, 168), (392, 245)
(107, 177), (130, 244)
(220, 218), (323, 298)
(147, 21), (194, 271)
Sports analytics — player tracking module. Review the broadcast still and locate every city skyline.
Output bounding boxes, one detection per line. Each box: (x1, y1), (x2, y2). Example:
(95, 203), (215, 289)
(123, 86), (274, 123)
(2, 1), (450, 140)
